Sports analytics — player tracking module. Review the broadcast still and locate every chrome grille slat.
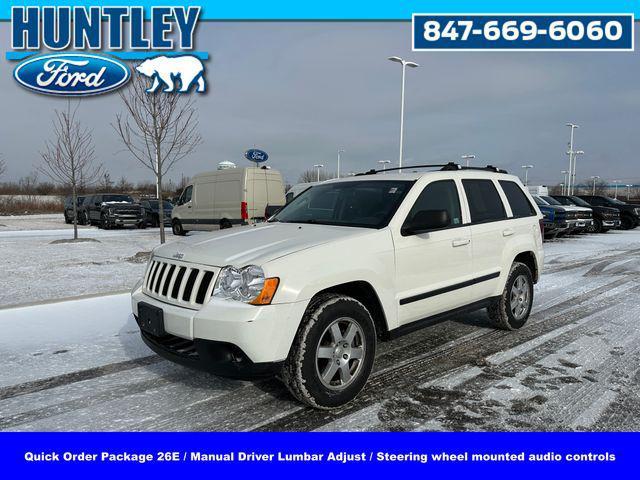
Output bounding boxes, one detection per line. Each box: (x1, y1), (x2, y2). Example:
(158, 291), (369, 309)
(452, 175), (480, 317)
(143, 259), (218, 309)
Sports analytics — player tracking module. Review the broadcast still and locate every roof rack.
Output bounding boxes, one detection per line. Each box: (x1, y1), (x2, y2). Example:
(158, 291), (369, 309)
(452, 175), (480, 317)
(355, 162), (508, 176)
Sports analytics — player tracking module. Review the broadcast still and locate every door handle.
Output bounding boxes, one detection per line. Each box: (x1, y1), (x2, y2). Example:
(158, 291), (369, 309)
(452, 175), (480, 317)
(502, 228), (514, 237)
(452, 238), (470, 247)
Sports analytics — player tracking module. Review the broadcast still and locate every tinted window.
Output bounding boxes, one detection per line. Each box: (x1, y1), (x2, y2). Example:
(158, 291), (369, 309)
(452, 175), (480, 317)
(102, 194), (133, 203)
(552, 196), (573, 206)
(463, 179), (507, 223)
(272, 180), (412, 229)
(404, 180), (462, 230)
(541, 195), (562, 206)
(499, 181), (536, 217)
(569, 196), (591, 208)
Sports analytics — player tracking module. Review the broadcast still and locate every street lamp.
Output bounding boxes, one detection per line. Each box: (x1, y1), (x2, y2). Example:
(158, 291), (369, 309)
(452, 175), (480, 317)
(590, 175), (600, 195)
(461, 154), (476, 167)
(336, 148), (345, 179)
(378, 160), (391, 173)
(613, 180), (621, 199)
(570, 150), (584, 194)
(561, 170), (570, 194)
(388, 56), (419, 173)
(626, 184), (632, 200)
(313, 164), (324, 182)
(560, 183), (565, 194)
(521, 165), (534, 186)
(565, 123), (580, 194)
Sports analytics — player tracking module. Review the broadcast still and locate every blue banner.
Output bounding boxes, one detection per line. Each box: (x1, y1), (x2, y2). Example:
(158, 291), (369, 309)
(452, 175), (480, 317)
(0, 433), (638, 475)
(0, 1), (639, 20)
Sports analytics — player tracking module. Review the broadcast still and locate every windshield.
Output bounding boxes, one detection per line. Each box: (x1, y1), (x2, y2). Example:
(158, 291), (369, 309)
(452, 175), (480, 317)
(103, 195), (133, 203)
(541, 195), (562, 206)
(552, 196), (572, 206)
(569, 196), (591, 207)
(271, 180), (413, 228)
(607, 197), (626, 205)
(148, 201), (173, 209)
(533, 196), (547, 206)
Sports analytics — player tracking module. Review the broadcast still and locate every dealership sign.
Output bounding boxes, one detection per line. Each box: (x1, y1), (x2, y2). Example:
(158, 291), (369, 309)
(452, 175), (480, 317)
(245, 149), (269, 163)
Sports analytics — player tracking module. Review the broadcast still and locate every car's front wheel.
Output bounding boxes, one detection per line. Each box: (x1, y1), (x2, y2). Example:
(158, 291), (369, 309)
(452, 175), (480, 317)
(100, 214), (110, 230)
(281, 294), (376, 409)
(488, 262), (534, 330)
(172, 219), (188, 236)
(621, 215), (636, 230)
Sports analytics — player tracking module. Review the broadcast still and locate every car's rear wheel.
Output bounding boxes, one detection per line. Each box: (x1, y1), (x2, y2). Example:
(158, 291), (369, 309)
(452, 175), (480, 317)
(488, 262), (534, 330)
(172, 219), (188, 236)
(281, 294), (376, 409)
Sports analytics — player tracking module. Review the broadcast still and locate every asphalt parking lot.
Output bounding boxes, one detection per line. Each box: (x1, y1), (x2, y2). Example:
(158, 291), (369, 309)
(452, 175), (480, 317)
(0, 219), (639, 431)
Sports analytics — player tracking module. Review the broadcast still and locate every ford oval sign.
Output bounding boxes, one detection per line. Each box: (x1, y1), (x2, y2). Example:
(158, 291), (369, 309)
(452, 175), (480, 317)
(13, 53), (131, 96)
(244, 149), (269, 163)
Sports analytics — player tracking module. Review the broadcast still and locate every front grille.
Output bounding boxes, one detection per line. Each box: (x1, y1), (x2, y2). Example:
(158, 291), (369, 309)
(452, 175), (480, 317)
(143, 259), (218, 308)
(114, 208), (141, 216)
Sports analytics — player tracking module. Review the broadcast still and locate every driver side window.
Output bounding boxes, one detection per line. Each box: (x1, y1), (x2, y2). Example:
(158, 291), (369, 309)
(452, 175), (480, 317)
(403, 180), (462, 231)
(180, 185), (193, 205)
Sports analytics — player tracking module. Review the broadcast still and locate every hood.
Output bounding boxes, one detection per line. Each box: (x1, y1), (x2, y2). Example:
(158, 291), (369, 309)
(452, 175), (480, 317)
(153, 222), (371, 267)
(102, 201), (139, 207)
(559, 205), (591, 212)
(591, 205), (619, 214)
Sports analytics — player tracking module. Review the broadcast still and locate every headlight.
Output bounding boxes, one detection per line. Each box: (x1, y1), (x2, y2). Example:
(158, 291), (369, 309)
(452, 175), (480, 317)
(213, 265), (279, 305)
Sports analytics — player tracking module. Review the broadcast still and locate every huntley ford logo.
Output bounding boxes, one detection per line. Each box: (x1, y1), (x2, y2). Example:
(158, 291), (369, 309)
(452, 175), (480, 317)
(8, 6), (205, 96)
(14, 54), (130, 96)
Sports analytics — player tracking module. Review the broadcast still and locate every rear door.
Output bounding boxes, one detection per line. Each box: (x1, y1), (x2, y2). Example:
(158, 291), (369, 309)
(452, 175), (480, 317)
(394, 179), (473, 325)
(461, 179), (508, 302)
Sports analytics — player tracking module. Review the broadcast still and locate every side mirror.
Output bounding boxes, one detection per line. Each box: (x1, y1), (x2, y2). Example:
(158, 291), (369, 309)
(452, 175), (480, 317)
(403, 209), (450, 235)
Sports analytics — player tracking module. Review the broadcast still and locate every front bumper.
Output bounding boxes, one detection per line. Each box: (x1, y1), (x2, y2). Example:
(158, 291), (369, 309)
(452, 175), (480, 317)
(105, 214), (143, 226)
(132, 287), (308, 375)
(603, 219), (621, 228)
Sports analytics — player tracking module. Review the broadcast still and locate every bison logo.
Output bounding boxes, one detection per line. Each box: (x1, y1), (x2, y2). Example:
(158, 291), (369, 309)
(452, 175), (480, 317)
(135, 55), (206, 93)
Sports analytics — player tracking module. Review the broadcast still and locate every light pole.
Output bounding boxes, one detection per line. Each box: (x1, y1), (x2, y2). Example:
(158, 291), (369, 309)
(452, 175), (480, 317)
(388, 56), (419, 173)
(613, 180), (620, 199)
(627, 184), (632, 201)
(561, 170), (570, 195)
(521, 165), (534, 186)
(560, 183), (565, 195)
(566, 123), (579, 194)
(461, 154), (476, 167)
(590, 175), (600, 195)
(570, 150), (584, 194)
(313, 164), (324, 182)
(336, 148), (345, 179)
(378, 160), (391, 173)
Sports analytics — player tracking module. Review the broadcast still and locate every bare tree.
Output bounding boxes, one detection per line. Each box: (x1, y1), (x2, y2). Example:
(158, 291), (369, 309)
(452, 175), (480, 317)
(113, 74), (202, 243)
(298, 169), (331, 184)
(39, 101), (103, 240)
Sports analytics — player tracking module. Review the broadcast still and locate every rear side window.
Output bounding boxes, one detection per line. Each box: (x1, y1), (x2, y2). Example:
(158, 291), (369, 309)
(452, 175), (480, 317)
(405, 180), (462, 229)
(462, 179), (507, 223)
(499, 181), (536, 218)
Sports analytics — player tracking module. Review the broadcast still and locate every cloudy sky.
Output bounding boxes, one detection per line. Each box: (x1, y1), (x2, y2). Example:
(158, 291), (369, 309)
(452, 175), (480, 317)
(1, 22), (639, 187)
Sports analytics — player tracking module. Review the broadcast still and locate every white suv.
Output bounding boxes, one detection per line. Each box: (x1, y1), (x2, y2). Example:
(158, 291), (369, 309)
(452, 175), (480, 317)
(131, 164), (544, 408)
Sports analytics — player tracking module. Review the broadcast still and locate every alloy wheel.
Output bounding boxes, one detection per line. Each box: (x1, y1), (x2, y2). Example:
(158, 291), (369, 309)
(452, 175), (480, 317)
(315, 317), (365, 391)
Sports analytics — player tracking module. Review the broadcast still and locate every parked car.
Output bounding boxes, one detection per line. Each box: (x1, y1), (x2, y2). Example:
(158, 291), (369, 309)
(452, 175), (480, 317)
(132, 165), (543, 408)
(285, 182), (320, 204)
(577, 195), (640, 230)
(538, 195), (593, 233)
(531, 196), (576, 238)
(171, 166), (286, 235)
(82, 193), (146, 229)
(63, 195), (86, 224)
(552, 195), (621, 233)
(140, 199), (173, 227)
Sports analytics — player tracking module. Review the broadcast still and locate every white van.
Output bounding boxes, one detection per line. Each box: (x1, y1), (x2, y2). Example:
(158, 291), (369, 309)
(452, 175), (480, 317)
(171, 167), (286, 235)
(285, 182), (321, 204)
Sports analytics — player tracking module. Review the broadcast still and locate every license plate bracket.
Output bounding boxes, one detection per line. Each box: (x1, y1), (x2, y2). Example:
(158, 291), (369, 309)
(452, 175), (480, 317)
(137, 302), (166, 337)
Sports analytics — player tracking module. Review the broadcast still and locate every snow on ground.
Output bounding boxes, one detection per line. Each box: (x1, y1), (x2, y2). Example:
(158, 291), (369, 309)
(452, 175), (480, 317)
(0, 226), (639, 431)
(0, 215), (183, 307)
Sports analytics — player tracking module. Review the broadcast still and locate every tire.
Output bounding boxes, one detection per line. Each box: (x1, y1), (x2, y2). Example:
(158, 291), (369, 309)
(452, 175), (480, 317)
(220, 218), (232, 230)
(137, 222), (147, 229)
(152, 215), (159, 228)
(281, 294), (376, 409)
(621, 216), (635, 230)
(100, 214), (110, 230)
(172, 219), (187, 236)
(488, 262), (534, 331)
(592, 219), (603, 233)
(64, 212), (72, 224)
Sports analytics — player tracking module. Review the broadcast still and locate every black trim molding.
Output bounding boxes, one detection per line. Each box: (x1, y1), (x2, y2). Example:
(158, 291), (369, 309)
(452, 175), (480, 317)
(399, 271), (500, 306)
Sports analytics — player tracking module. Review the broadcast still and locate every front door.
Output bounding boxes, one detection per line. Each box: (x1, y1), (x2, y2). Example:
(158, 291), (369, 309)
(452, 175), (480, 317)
(394, 179), (473, 325)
